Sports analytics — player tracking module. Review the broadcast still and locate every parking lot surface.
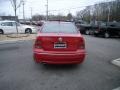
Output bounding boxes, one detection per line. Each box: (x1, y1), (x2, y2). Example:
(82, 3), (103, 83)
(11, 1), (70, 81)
(0, 35), (120, 90)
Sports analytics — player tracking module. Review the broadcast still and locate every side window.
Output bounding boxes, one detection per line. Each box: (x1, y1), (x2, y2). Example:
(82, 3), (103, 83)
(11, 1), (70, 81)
(8, 22), (13, 26)
(16, 22), (20, 26)
(1, 22), (13, 26)
(12, 22), (16, 26)
(100, 23), (106, 26)
(1, 23), (6, 26)
(12, 22), (20, 26)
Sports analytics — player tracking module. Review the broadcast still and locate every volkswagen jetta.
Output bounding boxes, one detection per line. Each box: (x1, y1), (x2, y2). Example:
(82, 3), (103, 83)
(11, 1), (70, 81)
(33, 21), (86, 64)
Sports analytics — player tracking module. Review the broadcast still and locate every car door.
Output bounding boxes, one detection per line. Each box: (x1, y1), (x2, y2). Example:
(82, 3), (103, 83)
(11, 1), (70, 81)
(19, 24), (27, 33)
(1, 22), (16, 34)
(12, 22), (22, 33)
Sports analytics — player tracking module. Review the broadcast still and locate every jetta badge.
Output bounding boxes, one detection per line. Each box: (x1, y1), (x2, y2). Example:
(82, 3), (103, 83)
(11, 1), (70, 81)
(58, 37), (63, 42)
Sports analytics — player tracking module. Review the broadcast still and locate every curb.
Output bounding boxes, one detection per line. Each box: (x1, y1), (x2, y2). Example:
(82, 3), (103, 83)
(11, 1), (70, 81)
(0, 39), (35, 45)
(111, 58), (120, 67)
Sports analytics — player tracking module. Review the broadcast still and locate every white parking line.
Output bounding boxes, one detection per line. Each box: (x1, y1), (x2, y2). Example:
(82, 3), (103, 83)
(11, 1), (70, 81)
(111, 58), (120, 67)
(113, 87), (120, 90)
(111, 58), (120, 90)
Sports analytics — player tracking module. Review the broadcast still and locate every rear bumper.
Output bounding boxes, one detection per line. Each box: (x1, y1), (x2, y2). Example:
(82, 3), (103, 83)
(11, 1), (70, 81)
(33, 50), (86, 64)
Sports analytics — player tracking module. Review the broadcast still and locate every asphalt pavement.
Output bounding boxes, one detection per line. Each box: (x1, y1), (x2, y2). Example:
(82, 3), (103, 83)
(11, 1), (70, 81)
(0, 35), (120, 90)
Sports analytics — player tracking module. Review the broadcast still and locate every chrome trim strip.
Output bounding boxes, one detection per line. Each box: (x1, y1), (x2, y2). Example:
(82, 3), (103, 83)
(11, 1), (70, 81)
(34, 52), (85, 56)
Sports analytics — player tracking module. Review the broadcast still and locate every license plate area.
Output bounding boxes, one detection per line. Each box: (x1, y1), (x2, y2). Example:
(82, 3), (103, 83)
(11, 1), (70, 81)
(54, 42), (67, 48)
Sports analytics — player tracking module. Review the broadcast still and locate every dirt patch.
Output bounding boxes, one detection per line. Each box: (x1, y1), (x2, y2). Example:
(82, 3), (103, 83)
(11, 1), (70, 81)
(0, 34), (37, 41)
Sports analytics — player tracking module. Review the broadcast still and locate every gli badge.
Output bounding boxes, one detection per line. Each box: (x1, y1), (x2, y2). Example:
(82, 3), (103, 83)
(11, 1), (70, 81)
(58, 37), (63, 42)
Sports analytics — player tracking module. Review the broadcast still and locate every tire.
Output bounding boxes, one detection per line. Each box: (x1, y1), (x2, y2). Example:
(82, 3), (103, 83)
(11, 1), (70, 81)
(94, 34), (98, 37)
(85, 30), (90, 35)
(33, 56), (40, 64)
(25, 28), (32, 34)
(104, 32), (110, 38)
(89, 30), (92, 35)
(0, 29), (4, 34)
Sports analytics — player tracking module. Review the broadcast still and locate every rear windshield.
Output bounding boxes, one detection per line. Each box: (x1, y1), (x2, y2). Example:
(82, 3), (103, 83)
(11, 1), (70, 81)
(41, 22), (78, 34)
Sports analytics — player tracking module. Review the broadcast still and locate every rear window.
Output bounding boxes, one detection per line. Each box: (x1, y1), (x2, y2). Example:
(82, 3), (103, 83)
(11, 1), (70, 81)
(41, 22), (78, 34)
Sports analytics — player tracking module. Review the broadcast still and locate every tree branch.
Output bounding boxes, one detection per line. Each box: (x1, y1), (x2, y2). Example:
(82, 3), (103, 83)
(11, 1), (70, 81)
(9, 0), (15, 9)
(16, 0), (22, 10)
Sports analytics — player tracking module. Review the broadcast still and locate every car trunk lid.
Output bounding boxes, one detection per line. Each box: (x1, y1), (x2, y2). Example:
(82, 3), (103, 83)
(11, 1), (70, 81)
(36, 33), (84, 51)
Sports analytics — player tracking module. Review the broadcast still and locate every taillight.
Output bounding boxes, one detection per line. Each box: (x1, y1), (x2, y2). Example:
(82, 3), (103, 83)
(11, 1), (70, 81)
(80, 43), (85, 49)
(35, 39), (42, 49)
(79, 38), (85, 49)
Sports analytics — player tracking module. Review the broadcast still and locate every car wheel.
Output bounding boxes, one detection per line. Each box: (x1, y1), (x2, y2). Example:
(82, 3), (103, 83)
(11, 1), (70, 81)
(0, 29), (4, 34)
(85, 30), (89, 35)
(104, 32), (110, 38)
(25, 28), (32, 34)
(94, 34), (98, 37)
(33, 56), (40, 64)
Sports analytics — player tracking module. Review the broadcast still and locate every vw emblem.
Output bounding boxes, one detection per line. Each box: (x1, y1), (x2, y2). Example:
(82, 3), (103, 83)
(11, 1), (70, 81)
(58, 37), (63, 42)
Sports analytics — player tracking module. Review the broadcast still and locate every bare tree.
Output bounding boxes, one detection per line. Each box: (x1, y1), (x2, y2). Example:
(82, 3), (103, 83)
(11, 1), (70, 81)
(76, 0), (120, 22)
(9, 0), (22, 34)
(67, 13), (73, 21)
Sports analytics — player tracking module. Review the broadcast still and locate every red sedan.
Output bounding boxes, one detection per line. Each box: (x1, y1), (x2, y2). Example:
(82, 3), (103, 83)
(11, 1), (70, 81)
(33, 21), (86, 64)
